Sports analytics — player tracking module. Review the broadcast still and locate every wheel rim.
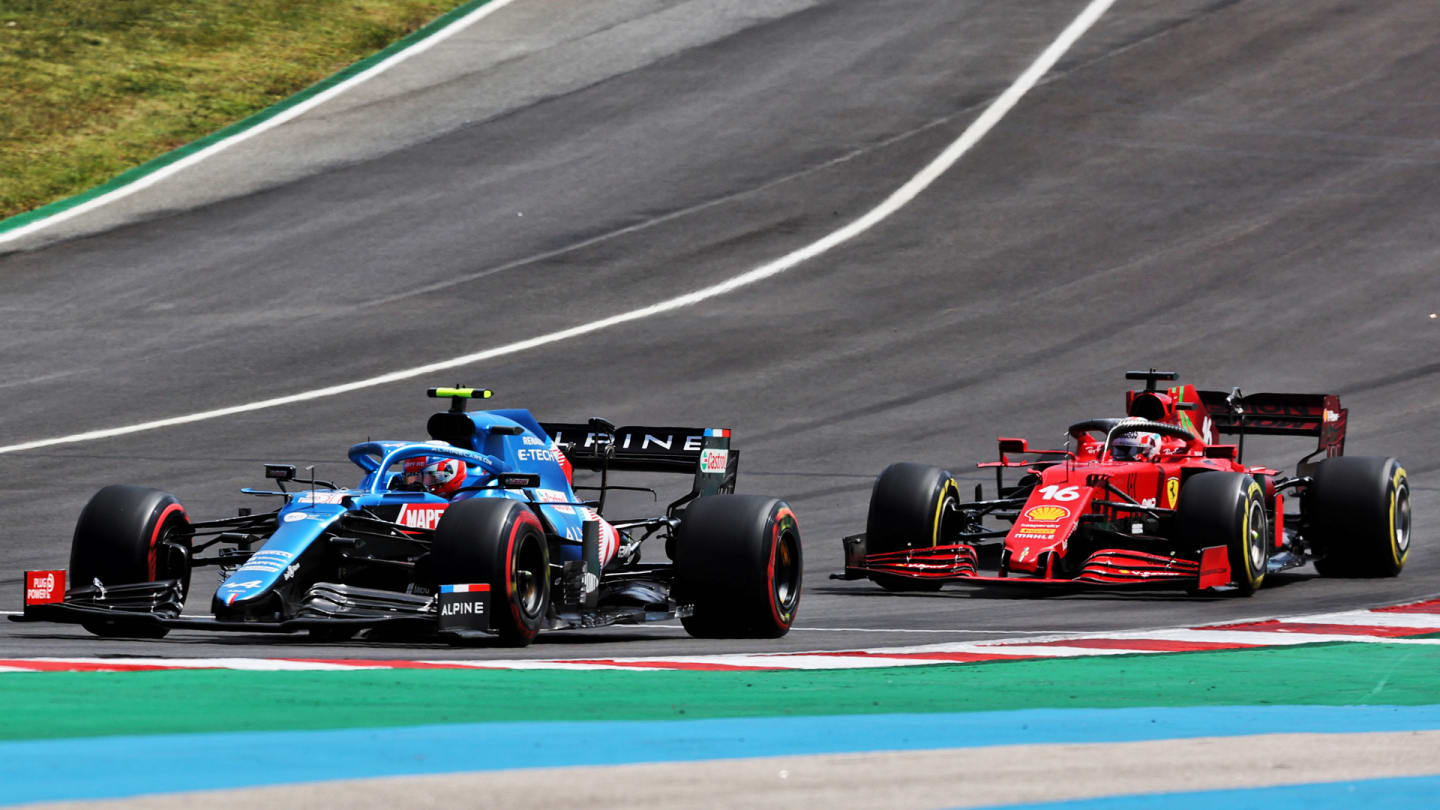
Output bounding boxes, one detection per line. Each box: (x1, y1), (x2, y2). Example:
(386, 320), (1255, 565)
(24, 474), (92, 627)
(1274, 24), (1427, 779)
(773, 530), (801, 612)
(936, 493), (960, 546)
(512, 532), (547, 618)
(1246, 498), (1267, 573)
(1394, 482), (1412, 554)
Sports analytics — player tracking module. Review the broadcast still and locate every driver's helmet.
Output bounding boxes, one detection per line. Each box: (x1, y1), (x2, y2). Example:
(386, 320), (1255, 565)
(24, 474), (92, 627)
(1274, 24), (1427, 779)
(402, 456), (467, 497)
(1111, 431), (1159, 462)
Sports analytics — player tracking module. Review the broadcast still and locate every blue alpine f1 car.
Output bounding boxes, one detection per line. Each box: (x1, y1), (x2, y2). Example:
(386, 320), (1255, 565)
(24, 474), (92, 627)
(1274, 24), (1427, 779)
(16, 388), (803, 645)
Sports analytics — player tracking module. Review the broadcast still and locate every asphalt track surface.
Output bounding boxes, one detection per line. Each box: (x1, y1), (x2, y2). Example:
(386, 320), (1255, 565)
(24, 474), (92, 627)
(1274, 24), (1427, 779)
(1, 0), (1438, 662)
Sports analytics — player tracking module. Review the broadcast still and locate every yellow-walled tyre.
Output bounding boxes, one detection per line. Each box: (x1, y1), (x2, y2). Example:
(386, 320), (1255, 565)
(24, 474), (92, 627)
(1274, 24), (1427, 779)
(1307, 456), (1410, 577)
(865, 462), (960, 592)
(1177, 472), (1268, 596)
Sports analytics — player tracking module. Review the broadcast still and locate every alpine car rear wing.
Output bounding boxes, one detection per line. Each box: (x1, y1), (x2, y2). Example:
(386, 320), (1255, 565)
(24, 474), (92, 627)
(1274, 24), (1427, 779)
(541, 423), (738, 498)
(1194, 389), (1346, 463)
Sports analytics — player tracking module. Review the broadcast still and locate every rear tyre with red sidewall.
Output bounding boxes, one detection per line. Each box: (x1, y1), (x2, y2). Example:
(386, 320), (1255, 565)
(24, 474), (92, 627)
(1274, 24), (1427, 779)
(433, 497), (550, 646)
(676, 494), (802, 639)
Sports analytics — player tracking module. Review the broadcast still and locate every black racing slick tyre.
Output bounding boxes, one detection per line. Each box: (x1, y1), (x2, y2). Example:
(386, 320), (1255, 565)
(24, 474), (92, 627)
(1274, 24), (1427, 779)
(864, 463), (959, 592)
(1306, 457), (1410, 578)
(433, 498), (550, 646)
(70, 485), (193, 638)
(1176, 472), (1268, 596)
(675, 495), (802, 639)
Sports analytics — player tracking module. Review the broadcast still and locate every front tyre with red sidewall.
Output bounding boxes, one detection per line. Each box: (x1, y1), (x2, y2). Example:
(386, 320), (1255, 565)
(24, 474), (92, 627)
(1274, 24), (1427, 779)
(676, 494), (802, 639)
(433, 497), (550, 646)
(70, 484), (192, 638)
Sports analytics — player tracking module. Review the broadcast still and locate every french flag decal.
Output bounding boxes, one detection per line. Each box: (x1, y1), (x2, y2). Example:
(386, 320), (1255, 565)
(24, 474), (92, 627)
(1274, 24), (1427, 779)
(440, 584), (491, 593)
(704, 428), (731, 438)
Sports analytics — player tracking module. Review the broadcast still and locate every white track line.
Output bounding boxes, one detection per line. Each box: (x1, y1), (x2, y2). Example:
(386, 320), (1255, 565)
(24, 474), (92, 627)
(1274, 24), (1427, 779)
(0, 0), (1116, 456)
(789, 626), (1078, 634)
(0, 0), (519, 246)
(1112, 629), (1440, 646)
(1283, 611), (1440, 629)
(7, 606), (1440, 672)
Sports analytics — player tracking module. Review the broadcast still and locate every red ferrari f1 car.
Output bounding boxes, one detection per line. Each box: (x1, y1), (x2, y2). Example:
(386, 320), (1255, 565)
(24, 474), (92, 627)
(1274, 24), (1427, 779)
(837, 370), (1410, 595)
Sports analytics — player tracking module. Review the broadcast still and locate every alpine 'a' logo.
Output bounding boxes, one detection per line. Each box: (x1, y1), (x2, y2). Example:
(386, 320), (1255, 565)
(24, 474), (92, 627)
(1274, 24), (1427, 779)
(1024, 505), (1071, 522)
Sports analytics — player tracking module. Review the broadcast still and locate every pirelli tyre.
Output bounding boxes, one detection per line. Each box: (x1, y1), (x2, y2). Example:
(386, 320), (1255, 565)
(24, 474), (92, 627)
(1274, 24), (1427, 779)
(1176, 472), (1268, 596)
(70, 485), (193, 638)
(433, 497), (550, 646)
(675, 494), (802, 639)
(1306, 456), (1410, 578)
(864, 462), (959, 592)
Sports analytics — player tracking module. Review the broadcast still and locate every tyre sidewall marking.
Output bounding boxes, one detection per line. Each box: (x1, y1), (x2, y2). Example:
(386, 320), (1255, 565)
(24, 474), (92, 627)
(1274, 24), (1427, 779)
(147, 503), (186, 581)
(931, 478), (957, 547)
(1242, 481), (1265, 587)
(1391, 466), (1408, 565)
(766, 506), (799, 628)
(505, 508), (544, 636)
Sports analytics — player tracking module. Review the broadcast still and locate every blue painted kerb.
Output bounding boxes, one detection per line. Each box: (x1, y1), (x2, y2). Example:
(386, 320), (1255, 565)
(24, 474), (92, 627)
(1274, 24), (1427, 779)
(4, 704), (1439, 804)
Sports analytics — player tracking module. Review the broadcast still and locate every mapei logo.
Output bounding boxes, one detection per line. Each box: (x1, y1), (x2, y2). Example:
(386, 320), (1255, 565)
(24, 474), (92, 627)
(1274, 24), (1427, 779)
(1023, 505), (1071, 522)
(398, 504), (448, 530)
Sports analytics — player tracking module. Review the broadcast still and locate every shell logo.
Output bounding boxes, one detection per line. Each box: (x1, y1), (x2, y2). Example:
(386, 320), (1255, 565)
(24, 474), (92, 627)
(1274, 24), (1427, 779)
(1024, 505), (1071, 522)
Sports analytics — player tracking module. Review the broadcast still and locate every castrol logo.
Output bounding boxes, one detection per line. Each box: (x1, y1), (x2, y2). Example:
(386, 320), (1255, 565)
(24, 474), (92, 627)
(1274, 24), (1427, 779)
(1024, 505), (1071, 522)
(699, 448), (728, 474)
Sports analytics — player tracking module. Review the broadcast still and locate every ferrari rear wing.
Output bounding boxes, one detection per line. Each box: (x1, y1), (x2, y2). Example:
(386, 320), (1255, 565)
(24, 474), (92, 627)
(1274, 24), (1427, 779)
(1194, 390), (1346, 459)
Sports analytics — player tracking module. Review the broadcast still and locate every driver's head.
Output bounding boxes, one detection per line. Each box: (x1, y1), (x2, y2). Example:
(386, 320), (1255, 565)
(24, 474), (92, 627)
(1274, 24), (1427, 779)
(403, 456), (467, 496)
(1111, 431), (1159, 462)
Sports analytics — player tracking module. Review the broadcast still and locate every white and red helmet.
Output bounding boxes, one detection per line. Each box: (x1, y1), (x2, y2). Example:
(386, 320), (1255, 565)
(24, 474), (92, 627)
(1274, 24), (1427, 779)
(1111, 432), (1159, 462)
(403, 456), (467, 497)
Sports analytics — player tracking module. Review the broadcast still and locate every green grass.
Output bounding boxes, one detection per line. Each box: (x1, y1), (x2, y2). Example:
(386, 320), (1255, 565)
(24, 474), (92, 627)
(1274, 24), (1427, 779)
(0, 0), (471, 219)
(3, 642), (1439, 740)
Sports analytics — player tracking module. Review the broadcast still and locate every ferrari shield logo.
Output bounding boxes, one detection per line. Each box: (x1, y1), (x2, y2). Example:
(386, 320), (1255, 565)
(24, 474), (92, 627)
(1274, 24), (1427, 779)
(1166, 477), (1180, 508)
